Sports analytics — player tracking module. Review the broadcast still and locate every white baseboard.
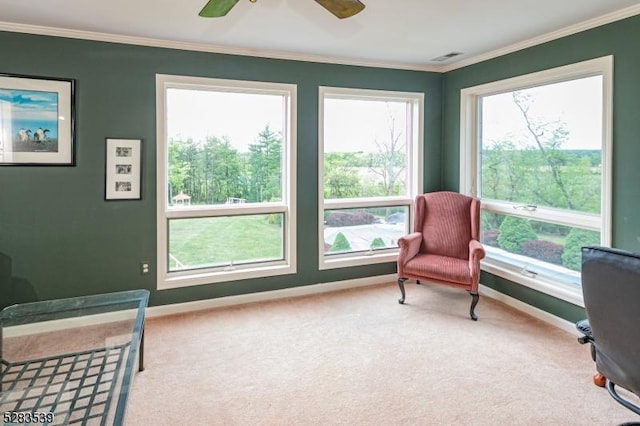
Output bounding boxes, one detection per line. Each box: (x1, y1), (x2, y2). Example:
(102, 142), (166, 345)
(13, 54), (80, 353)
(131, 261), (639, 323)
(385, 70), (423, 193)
(4, 275), (578, 338)
(479, 284), (578, 335)
(3, 310), (138, 338)
(3, 275), (393, 337)
(150, 277), (578, 337)
(146, 274), (397, 318)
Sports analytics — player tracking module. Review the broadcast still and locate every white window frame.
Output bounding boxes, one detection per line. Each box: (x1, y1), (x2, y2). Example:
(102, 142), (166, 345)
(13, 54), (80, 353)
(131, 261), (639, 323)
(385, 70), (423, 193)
(459, 56), (613, 306)
(156, 74), (297, 289)
(318, 87), (424, 270)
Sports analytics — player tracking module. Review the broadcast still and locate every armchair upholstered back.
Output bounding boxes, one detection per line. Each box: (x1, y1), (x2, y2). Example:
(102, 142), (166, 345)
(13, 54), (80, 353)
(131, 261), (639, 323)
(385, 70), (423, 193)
(415, 192), (480, 260)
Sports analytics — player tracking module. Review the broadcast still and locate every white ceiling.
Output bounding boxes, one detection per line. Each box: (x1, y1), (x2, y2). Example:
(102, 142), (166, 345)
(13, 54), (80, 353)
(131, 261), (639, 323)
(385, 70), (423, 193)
(1, 0), (639, 70)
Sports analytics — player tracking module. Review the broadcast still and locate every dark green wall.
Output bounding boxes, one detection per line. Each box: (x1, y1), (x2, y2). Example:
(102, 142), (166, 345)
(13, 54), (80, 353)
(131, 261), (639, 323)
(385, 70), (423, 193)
(0, 31), (442, 308)
(3, 14), (639, 319)
(442, 15), (640, 321)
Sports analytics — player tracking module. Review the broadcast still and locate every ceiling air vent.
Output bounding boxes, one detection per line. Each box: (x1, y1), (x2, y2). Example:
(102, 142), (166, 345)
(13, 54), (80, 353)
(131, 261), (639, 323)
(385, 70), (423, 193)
(430, 52), (464, 62)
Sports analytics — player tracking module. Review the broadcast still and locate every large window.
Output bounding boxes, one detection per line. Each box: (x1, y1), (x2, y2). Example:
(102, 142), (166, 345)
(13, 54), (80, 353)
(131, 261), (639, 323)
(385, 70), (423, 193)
(156, 75), (296, 288)
(460, 56), (613, 304)
(319, 87), (423, 269)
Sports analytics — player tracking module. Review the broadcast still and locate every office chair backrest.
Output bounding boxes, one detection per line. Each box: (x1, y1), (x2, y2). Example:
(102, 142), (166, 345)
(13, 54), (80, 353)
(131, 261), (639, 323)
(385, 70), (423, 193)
(581, 246), (640, 397)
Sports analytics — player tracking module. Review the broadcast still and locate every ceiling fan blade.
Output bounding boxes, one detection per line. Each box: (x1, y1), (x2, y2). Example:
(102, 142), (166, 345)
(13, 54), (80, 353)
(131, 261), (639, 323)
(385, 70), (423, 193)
(199, 0), (240, 17)
(314, 0), (365, 19)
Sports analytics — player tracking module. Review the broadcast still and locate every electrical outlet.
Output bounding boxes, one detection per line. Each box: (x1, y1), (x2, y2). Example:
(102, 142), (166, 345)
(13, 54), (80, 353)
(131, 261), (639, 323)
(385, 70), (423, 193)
(141, 262), (150, 275)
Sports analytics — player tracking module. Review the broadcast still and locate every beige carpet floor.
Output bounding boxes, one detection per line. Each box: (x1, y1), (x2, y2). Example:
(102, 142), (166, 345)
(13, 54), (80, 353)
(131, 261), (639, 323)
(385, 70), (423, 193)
(126, 282), (639, 425)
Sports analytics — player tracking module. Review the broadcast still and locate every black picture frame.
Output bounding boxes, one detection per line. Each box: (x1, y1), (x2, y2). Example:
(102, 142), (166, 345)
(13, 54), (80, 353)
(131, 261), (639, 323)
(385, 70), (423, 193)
(0, 73), (75, 166)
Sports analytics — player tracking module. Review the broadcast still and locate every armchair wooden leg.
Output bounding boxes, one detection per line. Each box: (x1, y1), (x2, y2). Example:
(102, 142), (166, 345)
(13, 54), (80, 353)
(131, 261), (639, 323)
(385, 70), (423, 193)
(398, 278), (406, 304)
(469, 292), (479, 321)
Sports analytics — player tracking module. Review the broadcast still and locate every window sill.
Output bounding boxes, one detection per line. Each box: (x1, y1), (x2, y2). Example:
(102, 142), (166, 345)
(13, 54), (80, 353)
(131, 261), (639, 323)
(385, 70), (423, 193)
(158, 263), (296, 290)
(481, 257), (584, 307)
(319, 250), (398, 270)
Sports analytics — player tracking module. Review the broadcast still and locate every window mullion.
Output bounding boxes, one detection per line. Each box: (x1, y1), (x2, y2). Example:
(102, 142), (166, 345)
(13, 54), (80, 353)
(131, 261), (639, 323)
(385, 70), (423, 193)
(324, 197), (412, 210)
(166, 204), (287, 219)
(483, 201), (601, 231)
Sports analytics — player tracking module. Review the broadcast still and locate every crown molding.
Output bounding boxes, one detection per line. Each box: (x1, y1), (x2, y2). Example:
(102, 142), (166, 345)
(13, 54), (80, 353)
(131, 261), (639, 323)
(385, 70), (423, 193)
(1, 3), (639, 74)
(0, 21), (441, 73)
(442, 3), (640, 72)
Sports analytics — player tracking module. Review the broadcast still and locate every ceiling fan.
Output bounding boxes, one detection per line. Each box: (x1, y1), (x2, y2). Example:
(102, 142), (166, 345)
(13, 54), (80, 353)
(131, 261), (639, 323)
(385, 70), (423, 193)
(199, 0), (366, 19)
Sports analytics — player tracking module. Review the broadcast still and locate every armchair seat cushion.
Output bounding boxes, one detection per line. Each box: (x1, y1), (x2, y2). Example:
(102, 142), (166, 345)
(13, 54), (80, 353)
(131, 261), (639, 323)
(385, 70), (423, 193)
(403, 254), (472, 286)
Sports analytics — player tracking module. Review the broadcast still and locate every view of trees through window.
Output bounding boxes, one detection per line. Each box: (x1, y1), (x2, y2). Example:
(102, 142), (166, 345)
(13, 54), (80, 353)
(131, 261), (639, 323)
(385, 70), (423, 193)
(323, 99), (407, 200)
(163, 85), (290, 273)
(479, 76), (603, 273)
(168, 124), (282, 206)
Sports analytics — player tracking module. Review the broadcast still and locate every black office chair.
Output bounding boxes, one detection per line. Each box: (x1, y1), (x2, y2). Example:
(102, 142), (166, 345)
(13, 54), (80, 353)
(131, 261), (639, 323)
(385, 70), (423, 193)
(577, 246), (640, 423)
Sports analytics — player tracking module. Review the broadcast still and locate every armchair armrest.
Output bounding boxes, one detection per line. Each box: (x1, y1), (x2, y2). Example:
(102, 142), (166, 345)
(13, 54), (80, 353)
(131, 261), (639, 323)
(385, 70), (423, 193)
(468, 239), (486, 289)
(469, 240), (485, 262)
(398, 232), (423, 267)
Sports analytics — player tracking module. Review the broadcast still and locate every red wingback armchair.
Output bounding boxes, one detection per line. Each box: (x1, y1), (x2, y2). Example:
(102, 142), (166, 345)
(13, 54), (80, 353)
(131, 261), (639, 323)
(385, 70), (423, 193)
(397, 191), (486, 320)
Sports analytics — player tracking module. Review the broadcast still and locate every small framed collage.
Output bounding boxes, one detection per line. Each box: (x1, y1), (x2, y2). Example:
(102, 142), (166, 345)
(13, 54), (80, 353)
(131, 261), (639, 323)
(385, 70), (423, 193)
(105, 138), (142, 200)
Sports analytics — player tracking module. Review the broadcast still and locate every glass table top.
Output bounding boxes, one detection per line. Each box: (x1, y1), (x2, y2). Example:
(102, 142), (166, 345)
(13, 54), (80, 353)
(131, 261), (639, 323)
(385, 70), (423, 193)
(0, 290), (149, 426)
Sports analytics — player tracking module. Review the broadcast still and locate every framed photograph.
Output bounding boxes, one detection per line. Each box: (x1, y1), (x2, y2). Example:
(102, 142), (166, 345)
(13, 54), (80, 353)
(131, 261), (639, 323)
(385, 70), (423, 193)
(0, 73), (75, 165)
(105, 138), (142, 200)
